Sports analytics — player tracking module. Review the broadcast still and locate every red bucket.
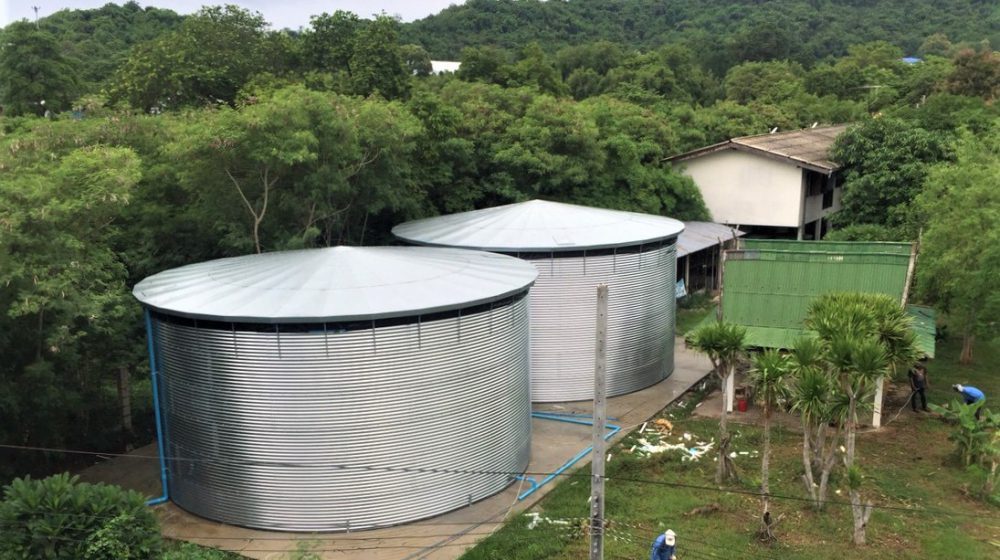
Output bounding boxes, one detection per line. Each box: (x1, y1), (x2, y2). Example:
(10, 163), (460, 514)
(737, 398), (748, 412)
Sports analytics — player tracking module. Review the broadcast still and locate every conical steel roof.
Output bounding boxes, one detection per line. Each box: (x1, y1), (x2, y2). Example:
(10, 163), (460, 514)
(392, 200), (685, 252)
(133, 246), (538, 323)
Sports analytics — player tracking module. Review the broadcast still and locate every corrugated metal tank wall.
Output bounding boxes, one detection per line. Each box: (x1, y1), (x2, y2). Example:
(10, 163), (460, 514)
(521, 241), (676, 402)
(151, 294), (531, 532)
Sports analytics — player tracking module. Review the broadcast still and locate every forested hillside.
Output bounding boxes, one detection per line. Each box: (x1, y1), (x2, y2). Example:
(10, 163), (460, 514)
(403, 0), (1000, 70)
(0, 1), (181, 108)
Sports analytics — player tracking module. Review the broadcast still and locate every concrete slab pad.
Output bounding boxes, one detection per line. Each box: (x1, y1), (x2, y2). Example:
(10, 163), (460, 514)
(78, 337), (712, 559)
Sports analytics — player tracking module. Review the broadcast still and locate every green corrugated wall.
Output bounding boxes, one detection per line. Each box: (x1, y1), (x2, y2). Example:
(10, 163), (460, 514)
(721, 244), (915, 349)
(741, 239), (913, 255)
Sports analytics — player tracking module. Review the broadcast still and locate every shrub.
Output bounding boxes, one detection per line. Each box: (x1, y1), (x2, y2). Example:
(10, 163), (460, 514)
(0, 473), (161, 560)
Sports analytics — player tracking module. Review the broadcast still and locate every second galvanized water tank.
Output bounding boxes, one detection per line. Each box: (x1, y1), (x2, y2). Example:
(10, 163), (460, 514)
(132, 246), (537, 532)
(393, 200), (685, 402)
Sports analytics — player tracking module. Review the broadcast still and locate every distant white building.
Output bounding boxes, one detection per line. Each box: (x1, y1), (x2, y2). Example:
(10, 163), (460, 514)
(430, 60), (461, 74)
(665, 125), (848, 240)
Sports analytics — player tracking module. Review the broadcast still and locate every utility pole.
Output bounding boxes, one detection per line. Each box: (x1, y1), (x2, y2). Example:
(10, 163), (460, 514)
(32, 6), (40, 28)
(590, 284), (608, 560)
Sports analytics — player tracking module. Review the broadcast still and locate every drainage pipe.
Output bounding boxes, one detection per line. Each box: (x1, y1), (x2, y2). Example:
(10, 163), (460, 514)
(144, 309), (169, 506)
(518, 412), (621, 501)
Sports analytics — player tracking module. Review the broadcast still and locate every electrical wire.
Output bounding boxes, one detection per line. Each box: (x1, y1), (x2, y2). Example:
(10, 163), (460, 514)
(2, 442), (994, 520)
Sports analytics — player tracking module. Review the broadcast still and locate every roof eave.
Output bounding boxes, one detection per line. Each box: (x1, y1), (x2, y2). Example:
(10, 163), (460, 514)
(665, 142), (840, 175)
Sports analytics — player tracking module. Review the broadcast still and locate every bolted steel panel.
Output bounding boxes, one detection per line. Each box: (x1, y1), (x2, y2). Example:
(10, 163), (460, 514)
(525, 242), (677, 402)
(152, 295), (531, 532)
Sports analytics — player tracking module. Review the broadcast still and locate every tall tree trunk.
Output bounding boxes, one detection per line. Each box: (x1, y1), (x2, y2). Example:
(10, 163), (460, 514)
(813, 422), (826, 470)
(716, 368), (737, 484)
(817, 427), (838, 511)
(960, 331), (974, 365)
(759, 406), (775, 542)
(117, 366), (132, 450)
(801, 421), (818, 507)
(846, 394), (871, 545)
(846, 396), (857, 468)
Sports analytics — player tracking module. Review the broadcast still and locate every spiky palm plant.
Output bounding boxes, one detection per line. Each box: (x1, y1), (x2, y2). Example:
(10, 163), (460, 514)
(688, 321), (746, 484)
(749, 349), (790, 542)
(788, 336), (838, 510)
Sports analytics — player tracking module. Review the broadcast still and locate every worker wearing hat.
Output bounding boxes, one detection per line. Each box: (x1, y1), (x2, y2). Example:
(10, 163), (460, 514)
(953, 384), (986, 420)
(650, 529), (677, 560)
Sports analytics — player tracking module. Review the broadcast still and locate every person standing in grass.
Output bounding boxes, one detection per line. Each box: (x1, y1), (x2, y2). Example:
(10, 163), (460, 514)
(650, 529), (677, 560)
(909, 360), (930, 412)
(953, 384), (986, 420)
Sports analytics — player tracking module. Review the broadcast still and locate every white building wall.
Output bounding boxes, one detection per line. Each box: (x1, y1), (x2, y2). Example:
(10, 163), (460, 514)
(803, 185), (843, 224)
(678, 150), (804, 228)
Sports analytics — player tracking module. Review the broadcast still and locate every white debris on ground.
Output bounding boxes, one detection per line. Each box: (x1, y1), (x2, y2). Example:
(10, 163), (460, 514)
(525, 512), (572, 530)
(627, 420), (759, 462)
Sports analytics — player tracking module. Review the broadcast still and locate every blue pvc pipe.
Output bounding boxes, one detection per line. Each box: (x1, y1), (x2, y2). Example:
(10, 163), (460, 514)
(518, 412), (621, 501)
(530, 411), (621, 422)
(144, 309), (169, 506)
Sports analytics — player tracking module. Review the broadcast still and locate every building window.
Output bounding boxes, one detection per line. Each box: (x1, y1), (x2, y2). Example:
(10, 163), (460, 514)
(805, 170), (825, 197)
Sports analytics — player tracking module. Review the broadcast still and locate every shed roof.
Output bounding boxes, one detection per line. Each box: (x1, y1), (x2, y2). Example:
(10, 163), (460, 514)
(392, 200), (685, 253)
(133, 246), (538, 323)
(677, 222), (745, 258)
(665, 124), (849, 174)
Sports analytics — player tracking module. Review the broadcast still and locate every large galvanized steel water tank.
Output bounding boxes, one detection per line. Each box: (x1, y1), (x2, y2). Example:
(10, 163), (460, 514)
(393, 200), (685, 402)
(132, 246), (537, 532)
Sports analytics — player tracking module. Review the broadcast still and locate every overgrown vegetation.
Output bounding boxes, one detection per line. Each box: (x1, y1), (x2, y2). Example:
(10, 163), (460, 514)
(0, 474), (245, 559)
(460, 334), (999, 559)
(0, 473), (160, 559)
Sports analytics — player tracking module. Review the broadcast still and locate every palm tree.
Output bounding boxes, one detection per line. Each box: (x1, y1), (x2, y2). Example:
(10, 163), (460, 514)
(689, 321), (746, 484)
(806, 292), (913, 545)
(841, 337), (887, 545)
(787, 336), (838, 510)
(748, 349), (789, 542)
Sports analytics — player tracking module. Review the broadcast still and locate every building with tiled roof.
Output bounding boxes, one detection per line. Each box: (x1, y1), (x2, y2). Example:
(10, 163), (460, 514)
(665, 125), (850, 240)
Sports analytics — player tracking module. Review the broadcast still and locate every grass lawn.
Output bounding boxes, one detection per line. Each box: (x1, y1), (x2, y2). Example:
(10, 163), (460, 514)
(675, 294), (715, 336)
(459, 335), (999, 560)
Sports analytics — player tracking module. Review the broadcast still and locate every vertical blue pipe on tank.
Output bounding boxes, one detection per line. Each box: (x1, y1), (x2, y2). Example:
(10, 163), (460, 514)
(144, 308), (169, 506)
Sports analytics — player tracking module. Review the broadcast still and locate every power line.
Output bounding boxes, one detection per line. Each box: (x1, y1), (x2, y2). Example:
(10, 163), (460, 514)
(2, 441), (994, 521)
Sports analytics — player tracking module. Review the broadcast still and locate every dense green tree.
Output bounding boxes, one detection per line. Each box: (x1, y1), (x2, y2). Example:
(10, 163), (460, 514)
(724, 61), (806, 105)
(915, 129), (1000, 364)
(0, 143), (142, 478)
(945, 48), (1000, 100)
(726, 11), (800, 63)
(507, 43), (568, 97)
(830, 118), (950, 234)
(168, 86), (423, 253)
(919, 33), (954, 57)
(35, 1), (181, 93)
(457, 45), (511, 85)
(0, 474), (161, 560)
(401, 44), (433, 76)
(0, 22), (79, 116)
(350, 15), (411, 99)
(402, 0), (999, 67)
(107, 5), (271, 109)
(303, 11), (361, 73)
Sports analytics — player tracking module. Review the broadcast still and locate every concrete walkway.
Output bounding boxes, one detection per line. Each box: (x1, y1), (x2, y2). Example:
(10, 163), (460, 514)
(79, 338), (711, 559)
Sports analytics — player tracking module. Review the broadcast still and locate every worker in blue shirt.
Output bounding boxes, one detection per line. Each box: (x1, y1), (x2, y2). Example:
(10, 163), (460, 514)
(650, 529), (677, 560)
(953, 384), (986, 420)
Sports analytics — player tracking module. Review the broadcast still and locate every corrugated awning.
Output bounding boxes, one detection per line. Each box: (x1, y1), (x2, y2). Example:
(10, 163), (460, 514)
(677, 222), (745, 258)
